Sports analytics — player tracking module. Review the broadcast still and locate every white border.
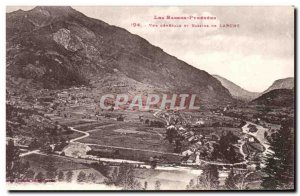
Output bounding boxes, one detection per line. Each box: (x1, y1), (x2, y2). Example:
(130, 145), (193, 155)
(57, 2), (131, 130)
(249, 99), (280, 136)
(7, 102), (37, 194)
(1, 0), (299, 195)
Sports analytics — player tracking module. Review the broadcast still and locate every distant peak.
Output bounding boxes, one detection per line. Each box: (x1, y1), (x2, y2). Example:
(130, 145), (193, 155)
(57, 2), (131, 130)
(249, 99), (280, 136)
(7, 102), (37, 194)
(8, 8), (25, 14)
(33, 6), (73, 11)
(30, 6), (77, 16)
(274, 77), (294, 82)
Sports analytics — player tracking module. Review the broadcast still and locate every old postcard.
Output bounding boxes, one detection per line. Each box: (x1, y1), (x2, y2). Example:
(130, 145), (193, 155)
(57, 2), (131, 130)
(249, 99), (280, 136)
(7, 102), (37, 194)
(6, 6), (295, 191)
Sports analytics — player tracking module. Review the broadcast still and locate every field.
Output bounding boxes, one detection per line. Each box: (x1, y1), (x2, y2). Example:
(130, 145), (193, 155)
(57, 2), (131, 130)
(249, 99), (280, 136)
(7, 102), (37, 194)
(49, 108), (180, 162)
(80, 122), (173, 152)
(193, 127), (243, 137)
(22, 154), (91, 173)
(21, 154), (108, 183)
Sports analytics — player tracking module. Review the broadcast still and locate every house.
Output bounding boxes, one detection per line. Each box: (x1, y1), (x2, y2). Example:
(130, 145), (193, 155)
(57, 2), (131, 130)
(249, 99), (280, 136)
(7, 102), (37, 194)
(195, 152), (201, 164)
(249, 137), (255, 143)
(167, 125), (176, 130)
(182, 149), (193, 156)
(195, 120), (205, 126)
(188, 136), (195, 142)
(178, 127), (186, 131)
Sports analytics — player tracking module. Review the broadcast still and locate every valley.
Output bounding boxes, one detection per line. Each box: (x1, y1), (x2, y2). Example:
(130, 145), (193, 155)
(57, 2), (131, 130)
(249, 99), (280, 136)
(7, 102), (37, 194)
(6, 6), (295, 191)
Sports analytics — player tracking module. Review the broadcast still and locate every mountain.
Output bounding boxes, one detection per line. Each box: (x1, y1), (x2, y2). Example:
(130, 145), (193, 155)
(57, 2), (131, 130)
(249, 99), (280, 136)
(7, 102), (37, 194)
(213, 75), (260, 101)
(263, 77), (294, 94)
(6, 6), (234, 105)
(250, 89), (294, 107)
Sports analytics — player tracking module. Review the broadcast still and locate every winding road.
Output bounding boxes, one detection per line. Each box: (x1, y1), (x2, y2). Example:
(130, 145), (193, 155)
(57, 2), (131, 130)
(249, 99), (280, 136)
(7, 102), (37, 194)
(21, 110), (271, 169)
(69, 127), (90, 142)
(153, 110), (273, 166)
(153, 109), (250, 166)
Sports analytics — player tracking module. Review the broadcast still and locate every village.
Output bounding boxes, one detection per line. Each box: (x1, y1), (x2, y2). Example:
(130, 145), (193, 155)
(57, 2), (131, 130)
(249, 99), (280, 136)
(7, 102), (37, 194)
(6, 84), (278, 189)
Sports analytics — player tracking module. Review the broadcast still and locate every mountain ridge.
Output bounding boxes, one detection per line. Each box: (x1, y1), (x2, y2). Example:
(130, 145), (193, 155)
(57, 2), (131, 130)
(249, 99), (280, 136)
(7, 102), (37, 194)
(212, 75), (260, 101)
(262, 77), (294, 94)
(6, 6), (234, 105)
(250, 89), (294, 107)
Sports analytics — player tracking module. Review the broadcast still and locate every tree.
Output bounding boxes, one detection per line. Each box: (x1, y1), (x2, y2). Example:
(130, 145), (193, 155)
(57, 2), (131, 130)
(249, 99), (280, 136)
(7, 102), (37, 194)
(24, 170), (35, 179)
(119, 163), (141, 190)
(227, 146), (238, 163)
(87, 173), (97, 183)
(29, 138), (40, 150)
(66, 171), (73, 183)
(197, 165), (219, 190)
(145, 119), (150, 124)
(261, 120), (294, 190)
(225, 169), (237, 190)
(165, 126), (177, 144)
(149, 157), (157, 169)
(107, 163), (141, 190)
(6, 140), (30, 181)
(186, 179), (195, 190)
(143, 181), (148, 190)
(174, 138), (182, 153)
(77, 171), (87, 183)
(213, 132), (240, 163)
(225, 169), (252, 190)
(155, 180), (161, 190)
(44, 156), (57, 180)
(58, 171), (65, 182)
(35, 172), (45, 183)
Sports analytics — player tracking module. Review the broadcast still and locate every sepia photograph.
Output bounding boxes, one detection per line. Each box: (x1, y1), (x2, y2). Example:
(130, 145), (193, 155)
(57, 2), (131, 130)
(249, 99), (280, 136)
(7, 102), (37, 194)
(5, 5), (295, 191)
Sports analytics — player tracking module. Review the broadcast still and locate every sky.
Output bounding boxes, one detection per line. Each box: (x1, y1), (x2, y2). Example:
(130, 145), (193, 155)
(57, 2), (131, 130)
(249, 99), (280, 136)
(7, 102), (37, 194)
(7, 6), (295, 92)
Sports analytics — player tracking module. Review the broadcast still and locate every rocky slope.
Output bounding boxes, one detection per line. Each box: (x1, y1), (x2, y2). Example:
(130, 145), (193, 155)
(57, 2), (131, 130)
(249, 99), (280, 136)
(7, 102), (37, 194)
(6, 6), (234, 105)
(262, 77), (294, 94)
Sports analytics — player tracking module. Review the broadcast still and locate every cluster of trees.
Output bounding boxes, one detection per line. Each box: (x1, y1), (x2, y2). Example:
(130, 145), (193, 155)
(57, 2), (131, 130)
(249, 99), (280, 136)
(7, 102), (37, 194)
(187, 118), (295, 190)
(76, 171), (97, 184)
(92, 161), (161, 190)
(33, 170), (74, 183)
(6, 140), (31, 182)
(211, 122), (237, 128)
(105, 163), (142, 190)
(224, 169), (254, 190)
(165, 127), (184, 153)
(144, 119), (165, 127)
(261, 119), (294, 190)
(155, 180), (161, 190)
(165, 127), (178, 144)
(32, 170), (97, 184)
(211, 131), (240, 163)
(186, 165), (219, 190)
(186, 165), (255, 190)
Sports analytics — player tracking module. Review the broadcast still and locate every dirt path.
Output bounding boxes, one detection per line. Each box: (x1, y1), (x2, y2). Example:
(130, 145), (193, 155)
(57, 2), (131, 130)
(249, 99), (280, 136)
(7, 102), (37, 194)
(19, 150), (40, 157)
(69, 127), (90, 142)
(238, 140), (247, 160)
(38, 111), (268, 167)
